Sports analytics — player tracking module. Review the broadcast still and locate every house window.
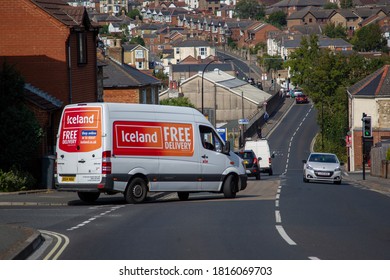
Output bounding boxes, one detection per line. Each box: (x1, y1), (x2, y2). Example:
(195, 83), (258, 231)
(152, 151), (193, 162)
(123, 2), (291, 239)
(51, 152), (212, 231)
(77, 32), (87, 64)
(199, 47), (207, 57)
(138, 62), (143, 69)
(135, 50), (144, 58)
(176, 48), (180, 54)
(141, 89), (147, 104)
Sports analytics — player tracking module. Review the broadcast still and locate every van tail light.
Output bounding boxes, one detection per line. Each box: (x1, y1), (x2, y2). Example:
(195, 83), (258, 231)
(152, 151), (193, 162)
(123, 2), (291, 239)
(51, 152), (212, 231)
(269, 157), (272, 164)
(102, 150), (112, 175)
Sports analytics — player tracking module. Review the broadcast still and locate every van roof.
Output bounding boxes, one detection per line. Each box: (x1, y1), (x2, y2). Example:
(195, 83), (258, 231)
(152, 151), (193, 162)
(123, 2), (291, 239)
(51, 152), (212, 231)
(66, 102), (204, 118)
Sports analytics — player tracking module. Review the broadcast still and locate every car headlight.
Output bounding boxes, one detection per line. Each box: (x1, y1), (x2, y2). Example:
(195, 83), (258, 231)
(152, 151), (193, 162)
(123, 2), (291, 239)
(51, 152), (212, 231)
(306, 164), (313, 171)
(335, 166), (341, 171)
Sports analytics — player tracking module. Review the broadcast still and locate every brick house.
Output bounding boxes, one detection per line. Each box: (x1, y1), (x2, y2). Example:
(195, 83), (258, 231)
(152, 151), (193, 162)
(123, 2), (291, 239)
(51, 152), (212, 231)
(347, 65), (390, 172)
(238, 21), (280, 49)
(0, 0), (99, 184)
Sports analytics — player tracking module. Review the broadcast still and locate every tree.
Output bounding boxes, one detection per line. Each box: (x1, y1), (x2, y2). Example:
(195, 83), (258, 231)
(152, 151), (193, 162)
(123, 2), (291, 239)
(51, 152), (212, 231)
(340, 0), (354, 9)
(323, 22), (347, 39)
(266, 11), (287, 28)
(127, 9), (142, 20)
(351, 23), (387, 52)
(235, 0), (265, 20)
(0, 62), (43, 171)
(160, 97), (195, 108)
(323, 2), (338, 9)
(129, 36), (145, 46)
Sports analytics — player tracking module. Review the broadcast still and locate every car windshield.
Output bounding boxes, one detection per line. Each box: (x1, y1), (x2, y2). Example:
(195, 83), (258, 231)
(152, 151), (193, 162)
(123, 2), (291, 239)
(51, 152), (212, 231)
(309, 154), (337, 163)
(237, 152), (254, 159)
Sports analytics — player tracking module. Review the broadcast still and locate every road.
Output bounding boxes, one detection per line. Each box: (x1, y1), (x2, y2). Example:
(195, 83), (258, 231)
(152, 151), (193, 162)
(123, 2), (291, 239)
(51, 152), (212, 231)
(0, 100), (390, 260)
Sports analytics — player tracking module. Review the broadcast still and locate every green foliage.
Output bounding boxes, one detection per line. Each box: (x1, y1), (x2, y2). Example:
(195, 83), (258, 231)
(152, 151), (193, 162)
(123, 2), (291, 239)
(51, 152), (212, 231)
(266, 11), (287, 28)
(323, 22), (347, 39)
(127, 9), (142, 20)
(160, 97), (195, 108)
(285, 35), (385, 158)
(259, 54), (284, 72)
(235, 0), (265, 20)
(129, 36), (145, 46)
(351, 24), (387, 52)
(0, 62), (43, 171)
(0, 167), (36, 192)
(323, 2), (339, 9)
(227, 37), (237, 49)
(340, 0), (354, 9)
(99, 25), (109, 35)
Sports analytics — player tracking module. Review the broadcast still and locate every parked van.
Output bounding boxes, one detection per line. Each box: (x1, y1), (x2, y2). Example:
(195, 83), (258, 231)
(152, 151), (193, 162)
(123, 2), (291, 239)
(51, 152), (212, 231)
(55, 103), (247, 203)
(244, 139), (274, 175)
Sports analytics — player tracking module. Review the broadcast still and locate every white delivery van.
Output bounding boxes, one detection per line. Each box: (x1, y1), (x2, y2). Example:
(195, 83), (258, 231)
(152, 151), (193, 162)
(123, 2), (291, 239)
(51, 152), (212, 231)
(55, 103), (247, 203)
(244, 139), (274, 175)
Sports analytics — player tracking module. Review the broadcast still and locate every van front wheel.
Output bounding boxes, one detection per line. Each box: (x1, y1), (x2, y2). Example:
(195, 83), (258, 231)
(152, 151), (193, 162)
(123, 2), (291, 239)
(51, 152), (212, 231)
(223, 175), (237, 199)
(125, 178), (147, 204)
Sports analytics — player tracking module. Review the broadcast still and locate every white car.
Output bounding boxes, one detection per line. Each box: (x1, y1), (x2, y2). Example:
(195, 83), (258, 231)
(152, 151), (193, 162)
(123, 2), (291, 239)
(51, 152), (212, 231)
(303, 153), (344, 184)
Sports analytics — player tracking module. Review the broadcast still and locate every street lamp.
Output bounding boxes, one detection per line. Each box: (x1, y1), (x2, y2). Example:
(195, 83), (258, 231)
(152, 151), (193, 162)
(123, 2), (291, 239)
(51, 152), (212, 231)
(201, 59), (218, 115)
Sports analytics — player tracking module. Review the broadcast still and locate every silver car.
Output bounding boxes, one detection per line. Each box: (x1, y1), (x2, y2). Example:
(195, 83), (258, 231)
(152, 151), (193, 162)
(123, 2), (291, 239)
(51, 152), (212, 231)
(303, 153), (344, 184)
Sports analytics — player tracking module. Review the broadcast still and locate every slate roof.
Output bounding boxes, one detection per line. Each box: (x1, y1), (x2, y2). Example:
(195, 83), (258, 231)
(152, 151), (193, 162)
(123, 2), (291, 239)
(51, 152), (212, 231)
(102, 58), (161, 88)
(173, 39), (212, 48)
(31, 0), (89, 28)
(24, 83), (63, 111)
(172, 63), (234, 73)
(348, 65), (390, 97)
(272, 0), (328, 7)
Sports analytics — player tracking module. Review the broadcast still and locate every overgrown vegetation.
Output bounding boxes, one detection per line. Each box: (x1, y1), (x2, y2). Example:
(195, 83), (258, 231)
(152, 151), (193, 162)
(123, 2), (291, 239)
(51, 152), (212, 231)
(0, 62), (42, 191)
(160, 97), (195, 108)
(285, 35), (387, 161)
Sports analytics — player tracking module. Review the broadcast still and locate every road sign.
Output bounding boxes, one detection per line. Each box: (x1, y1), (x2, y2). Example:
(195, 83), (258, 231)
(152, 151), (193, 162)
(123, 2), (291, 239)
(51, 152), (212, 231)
(238, 118), (249, 125)
(217, 128), (227, 141)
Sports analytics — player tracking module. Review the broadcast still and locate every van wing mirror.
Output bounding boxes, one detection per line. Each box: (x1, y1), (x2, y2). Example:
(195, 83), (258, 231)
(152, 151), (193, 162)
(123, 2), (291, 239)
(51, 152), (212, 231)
(222, 141), (230, 154)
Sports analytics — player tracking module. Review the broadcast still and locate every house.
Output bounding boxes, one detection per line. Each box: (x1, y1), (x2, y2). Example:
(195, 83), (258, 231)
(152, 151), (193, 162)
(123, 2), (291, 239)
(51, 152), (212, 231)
(99, 0), (128, 14)
(0, 0), (99, 173)
(122, 44), (150, 70)
(160, 69), (272, 126)
(238, 21), (280, 49)
(329, 9), (360, 37)
(286, 6), (333, 29)
(347, 65), (390, 172)
(172, 39), (216, 64)
(100, 56), (161, 104)
(271, 0), (328, 16)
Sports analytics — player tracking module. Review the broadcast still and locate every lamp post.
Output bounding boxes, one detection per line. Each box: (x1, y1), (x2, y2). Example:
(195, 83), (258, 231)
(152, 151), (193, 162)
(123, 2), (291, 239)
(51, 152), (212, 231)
(201, 59), (218, 115)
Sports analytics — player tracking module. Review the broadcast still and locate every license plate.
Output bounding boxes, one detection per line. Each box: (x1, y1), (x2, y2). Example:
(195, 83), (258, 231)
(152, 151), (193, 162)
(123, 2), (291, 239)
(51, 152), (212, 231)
(62, 176), (75, 182)
(317, 172), (330, 176)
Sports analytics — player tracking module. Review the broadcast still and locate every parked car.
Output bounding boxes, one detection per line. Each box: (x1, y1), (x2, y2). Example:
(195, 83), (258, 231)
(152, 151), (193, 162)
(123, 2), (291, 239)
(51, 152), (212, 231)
(303, 153), (344, 184)
(235, 150), (261, 180)
(296, 94), (309, 104)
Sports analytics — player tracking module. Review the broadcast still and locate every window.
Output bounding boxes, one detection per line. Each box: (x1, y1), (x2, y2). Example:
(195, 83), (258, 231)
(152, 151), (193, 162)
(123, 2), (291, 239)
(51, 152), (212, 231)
(137, 62), (143, 69)
(135, 50), (144, 58)
(141, 89), (147, 104)
(77, 32), (87, 64)
(199, 47), (207, 57)
(199, 125), (223, 153)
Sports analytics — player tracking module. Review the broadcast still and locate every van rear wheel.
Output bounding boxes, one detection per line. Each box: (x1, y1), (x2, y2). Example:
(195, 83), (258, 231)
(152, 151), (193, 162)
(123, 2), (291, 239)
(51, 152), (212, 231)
(223, 175), (237, 199)
(77, 192), (100, 203)
(124, 178), (147, 204)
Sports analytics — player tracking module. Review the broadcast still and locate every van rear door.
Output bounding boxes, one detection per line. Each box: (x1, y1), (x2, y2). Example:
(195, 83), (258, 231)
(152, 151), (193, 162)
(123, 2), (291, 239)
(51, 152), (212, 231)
(56, 106), (103, 185)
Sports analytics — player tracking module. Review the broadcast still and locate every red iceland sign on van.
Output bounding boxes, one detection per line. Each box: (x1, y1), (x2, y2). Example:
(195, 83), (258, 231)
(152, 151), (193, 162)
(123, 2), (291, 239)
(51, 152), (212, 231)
(113, 121), (194, 157)
(59, 107), (102, 152)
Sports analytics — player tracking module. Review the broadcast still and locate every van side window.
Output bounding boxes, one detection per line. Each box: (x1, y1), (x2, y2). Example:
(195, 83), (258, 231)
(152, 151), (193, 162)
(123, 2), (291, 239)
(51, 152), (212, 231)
(199, 125), (223, 153)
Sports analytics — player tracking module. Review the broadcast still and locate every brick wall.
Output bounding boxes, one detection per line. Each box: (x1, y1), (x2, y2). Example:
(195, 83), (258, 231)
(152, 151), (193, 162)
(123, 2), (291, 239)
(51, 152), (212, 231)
(104, 88), (140, 103)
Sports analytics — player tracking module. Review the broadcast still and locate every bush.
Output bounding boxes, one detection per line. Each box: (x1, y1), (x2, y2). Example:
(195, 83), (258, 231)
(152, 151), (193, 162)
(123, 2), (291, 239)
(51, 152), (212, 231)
(0, 168), (36, 192)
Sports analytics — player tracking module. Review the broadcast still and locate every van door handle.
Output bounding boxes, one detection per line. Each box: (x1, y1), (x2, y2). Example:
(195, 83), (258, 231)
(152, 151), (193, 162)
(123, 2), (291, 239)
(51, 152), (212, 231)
(202, 155), (208, 159)
(78, 159), (86, 163)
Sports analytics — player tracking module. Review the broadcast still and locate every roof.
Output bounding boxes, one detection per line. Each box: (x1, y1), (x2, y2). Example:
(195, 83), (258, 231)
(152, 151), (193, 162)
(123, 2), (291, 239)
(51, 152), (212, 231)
(173, 39), (212, 48)
(182, 70), (272, 106)
(348, 65), (390, 97)
(171, 63), (234, 73)
(31, 0), (91, 28)
(272, 0), (328, 7)
(102, 58), (161, 88)
(24, 83), (63, 111)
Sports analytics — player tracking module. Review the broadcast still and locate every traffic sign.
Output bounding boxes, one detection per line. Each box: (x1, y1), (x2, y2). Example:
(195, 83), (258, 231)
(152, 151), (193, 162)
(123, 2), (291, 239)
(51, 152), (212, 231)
(238, 118), (249, 125)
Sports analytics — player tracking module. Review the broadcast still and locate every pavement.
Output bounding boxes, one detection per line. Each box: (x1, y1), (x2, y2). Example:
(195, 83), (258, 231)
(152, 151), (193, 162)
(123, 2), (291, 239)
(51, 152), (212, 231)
(1, 98), (389, 260)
